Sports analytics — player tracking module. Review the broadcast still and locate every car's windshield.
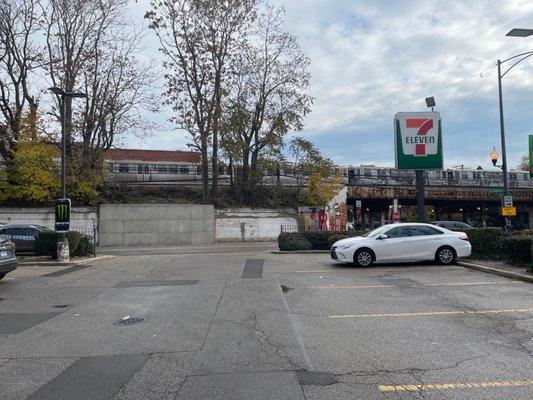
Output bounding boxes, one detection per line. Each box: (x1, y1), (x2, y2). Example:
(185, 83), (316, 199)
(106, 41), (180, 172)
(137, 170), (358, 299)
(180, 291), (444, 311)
(362, 225), (391, 238)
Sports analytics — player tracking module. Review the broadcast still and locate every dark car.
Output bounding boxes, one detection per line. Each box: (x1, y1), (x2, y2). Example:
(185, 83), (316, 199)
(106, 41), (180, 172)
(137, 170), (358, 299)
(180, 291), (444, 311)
(433, 221), (473, 231)
(0, 235), (17, 279)
(0, 224), (51, 253)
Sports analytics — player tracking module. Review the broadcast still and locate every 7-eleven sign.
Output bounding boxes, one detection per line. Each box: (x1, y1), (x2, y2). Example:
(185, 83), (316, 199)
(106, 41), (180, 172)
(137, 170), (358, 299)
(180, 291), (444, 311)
(394, 112), (443, 169)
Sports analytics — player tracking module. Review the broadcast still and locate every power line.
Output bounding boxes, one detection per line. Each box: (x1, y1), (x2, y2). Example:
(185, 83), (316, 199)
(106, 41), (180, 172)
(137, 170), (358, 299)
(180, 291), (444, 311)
(299, 63), (496, 133)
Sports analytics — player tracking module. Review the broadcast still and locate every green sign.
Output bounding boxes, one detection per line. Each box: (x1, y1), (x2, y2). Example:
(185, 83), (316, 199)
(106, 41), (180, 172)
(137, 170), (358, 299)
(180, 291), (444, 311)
(488, 187), (505, 194)
(55, 198), (71, 232)
(529, 135), (533, 179)
(394, 112), (443, 170)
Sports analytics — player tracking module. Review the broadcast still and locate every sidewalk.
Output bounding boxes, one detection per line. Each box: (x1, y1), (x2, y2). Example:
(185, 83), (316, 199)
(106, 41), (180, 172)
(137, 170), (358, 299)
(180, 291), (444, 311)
(458, 259), (533, 283)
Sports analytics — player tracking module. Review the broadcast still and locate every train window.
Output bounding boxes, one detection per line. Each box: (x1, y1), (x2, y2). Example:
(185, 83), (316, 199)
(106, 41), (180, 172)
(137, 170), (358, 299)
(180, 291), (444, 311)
(118, 164), (129, 173)
(180, 166), (190, 174)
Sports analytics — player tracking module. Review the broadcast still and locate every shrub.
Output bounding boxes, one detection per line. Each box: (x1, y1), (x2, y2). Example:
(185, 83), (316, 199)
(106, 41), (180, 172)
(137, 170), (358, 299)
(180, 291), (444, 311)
(278, 230), (363, 251)
(467, 228), (504, 259)
(74, 235), (95, 257)
(301, 231), (331, 250)
(501, 236), (532, 266)
(34, 231), (84, 259)
(278, 233), (312, 251)
(327, 234), (351, 248)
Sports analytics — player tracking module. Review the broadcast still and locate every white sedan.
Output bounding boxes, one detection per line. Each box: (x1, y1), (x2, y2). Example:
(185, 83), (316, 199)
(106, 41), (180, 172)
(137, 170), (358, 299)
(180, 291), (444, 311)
(331, 223), (471, 267)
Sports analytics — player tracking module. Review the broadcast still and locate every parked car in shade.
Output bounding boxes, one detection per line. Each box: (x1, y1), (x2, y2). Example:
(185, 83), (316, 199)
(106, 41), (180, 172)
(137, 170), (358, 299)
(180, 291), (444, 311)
(433, 221), (473, 231)
(0, 224), (51, 253)
(0, 235), (17, 279)
(331, 223), (471, 267)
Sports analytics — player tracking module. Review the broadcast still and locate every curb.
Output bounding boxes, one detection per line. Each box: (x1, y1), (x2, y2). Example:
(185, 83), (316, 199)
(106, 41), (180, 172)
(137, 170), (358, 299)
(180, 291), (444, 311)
(271, 250), (330, 254)
(19, 254), (115, 267)
(457, 261), (533, 283)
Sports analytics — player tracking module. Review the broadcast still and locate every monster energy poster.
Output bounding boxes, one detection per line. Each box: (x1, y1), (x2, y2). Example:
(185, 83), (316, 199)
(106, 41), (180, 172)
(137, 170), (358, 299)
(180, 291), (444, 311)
(55, 198), (71, 232)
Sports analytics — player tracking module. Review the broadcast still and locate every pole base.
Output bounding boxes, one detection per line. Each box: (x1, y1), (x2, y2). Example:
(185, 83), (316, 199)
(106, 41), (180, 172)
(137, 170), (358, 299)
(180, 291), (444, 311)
(56, 238), (70, 262)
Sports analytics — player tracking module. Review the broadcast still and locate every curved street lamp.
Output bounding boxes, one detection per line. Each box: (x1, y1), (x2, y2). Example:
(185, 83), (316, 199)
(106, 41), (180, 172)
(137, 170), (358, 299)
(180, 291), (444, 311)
(496, 28), (533, 196)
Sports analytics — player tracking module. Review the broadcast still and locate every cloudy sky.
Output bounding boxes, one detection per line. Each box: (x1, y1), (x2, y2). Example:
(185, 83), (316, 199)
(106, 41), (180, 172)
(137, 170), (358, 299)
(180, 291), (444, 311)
(126, 0), (533, 170)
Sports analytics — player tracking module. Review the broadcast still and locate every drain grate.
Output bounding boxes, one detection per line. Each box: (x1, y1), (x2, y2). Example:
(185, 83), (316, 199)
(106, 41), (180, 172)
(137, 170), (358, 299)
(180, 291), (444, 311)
(53, 304), (71, 308)
(113, 316), (147, 326)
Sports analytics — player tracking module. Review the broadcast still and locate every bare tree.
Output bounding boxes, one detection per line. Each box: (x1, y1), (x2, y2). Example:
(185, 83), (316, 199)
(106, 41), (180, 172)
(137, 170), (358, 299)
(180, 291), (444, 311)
(42, 0), (128, 157)
(41, 0), (155, 171)
(146, 0), (257, 201)
(78, 29), (157, 170)
(0, 0), (41, 160)
(222, 6), (312, 202)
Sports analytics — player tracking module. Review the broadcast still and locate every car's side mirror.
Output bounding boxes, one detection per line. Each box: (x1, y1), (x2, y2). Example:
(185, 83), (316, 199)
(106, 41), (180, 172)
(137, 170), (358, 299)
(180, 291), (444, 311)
(378, 234), (388, 240)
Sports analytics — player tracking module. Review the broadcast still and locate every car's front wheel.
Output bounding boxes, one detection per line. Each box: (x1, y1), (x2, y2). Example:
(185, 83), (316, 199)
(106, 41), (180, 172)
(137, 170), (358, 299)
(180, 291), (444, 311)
(436, 246), (456, 265)
(354, 248), (374, 268)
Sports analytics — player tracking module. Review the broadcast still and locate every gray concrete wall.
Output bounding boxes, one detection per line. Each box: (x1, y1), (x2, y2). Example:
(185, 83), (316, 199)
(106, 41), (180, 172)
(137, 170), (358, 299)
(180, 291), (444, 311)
(0, 207), (97, 234)
(99, 204), (214, 247)
(215, 208), (297, 242)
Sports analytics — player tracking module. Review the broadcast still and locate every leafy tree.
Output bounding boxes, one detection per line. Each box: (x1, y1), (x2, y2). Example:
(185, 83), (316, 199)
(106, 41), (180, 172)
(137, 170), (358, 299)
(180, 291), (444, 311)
(307, 172), (342, 207)
(221, 6), (312, 202)
(10, 140), (59, 203)
(146, 0), (257, 201)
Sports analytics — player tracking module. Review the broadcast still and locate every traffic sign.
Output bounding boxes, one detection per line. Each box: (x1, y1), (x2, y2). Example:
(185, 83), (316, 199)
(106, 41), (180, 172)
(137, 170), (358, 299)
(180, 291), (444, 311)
(503, 196), (513, 207)
(55, 198), (71, 232)
(394, 112), (443, 170)
(500, 207), (517, 217)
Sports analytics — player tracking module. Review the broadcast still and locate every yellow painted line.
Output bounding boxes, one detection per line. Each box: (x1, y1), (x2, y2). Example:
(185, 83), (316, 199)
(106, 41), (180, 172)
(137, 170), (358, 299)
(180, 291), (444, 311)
(379, 379), (533, 393)
(329, 308), (533, 319)
(310, 281), (521, 289)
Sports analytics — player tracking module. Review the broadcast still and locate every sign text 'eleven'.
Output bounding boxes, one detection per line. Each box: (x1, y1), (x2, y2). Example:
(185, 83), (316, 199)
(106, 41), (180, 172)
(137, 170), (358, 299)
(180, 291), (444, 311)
(394, 112), (443, 170)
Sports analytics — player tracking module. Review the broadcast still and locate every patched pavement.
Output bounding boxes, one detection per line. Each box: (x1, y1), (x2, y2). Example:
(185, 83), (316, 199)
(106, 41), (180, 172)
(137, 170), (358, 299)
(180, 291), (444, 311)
(0, 243), (532, 399)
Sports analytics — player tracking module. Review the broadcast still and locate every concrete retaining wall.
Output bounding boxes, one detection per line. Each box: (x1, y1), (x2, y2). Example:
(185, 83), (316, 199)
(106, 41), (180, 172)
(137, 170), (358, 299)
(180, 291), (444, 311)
(215, 208), (297, 242)
(0, 207), (97, 234)
(99, 204), (214, 247)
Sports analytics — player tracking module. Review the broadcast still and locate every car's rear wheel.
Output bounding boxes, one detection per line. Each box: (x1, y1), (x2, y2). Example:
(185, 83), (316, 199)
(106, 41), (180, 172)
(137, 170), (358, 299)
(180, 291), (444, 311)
(0, 273), (6, 280)
(354, 248), (374, 268)
(436, 246), (456, 265)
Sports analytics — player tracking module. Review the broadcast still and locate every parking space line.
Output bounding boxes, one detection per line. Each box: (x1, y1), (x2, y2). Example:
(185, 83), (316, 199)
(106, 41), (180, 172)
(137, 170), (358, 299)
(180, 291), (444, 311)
(379, 379), (533, 393)
(329, 308), (533, 319)
(310, 281), (522, 289)
(281, 267), (462, 274)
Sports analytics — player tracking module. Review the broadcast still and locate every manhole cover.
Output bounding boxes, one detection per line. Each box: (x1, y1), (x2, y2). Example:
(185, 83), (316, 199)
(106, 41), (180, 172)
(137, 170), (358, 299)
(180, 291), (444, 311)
(114, 316), (147, 326)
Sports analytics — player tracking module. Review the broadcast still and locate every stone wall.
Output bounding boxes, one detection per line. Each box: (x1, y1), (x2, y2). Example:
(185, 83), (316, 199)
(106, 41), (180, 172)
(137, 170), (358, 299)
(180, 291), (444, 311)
(99, 204), (214, 247)
(215, 208), (297, 242)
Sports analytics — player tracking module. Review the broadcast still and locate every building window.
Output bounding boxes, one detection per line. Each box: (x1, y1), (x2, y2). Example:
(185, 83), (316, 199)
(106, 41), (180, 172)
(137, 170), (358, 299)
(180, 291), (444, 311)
(119, 164), (129, 173)
(156, 165), (168, 173)
(138, 164), (149, 174)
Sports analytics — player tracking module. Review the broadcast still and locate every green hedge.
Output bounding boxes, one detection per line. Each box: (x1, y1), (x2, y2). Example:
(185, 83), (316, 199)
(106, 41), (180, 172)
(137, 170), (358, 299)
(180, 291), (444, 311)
(278, 231), (363, 251)
(501, 236), (532, 267)
(34, 231), (93, 258)
(467, 228), (504, 259)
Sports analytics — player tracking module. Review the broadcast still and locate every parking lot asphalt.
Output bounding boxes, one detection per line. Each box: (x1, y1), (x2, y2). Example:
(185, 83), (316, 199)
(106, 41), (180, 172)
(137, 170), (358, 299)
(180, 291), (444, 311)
(0, 242), (532, 399)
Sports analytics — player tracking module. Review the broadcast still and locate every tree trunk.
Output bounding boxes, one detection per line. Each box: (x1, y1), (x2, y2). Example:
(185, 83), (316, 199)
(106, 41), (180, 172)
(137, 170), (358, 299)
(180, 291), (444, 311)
(249, 148), (259, 204)
(241, 145), (250, 201)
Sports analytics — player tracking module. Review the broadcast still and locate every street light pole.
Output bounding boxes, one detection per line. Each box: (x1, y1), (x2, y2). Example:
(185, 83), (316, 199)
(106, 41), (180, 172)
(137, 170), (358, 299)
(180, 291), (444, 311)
(496, 60), (509, 197)
(60, 94), (67, 199)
